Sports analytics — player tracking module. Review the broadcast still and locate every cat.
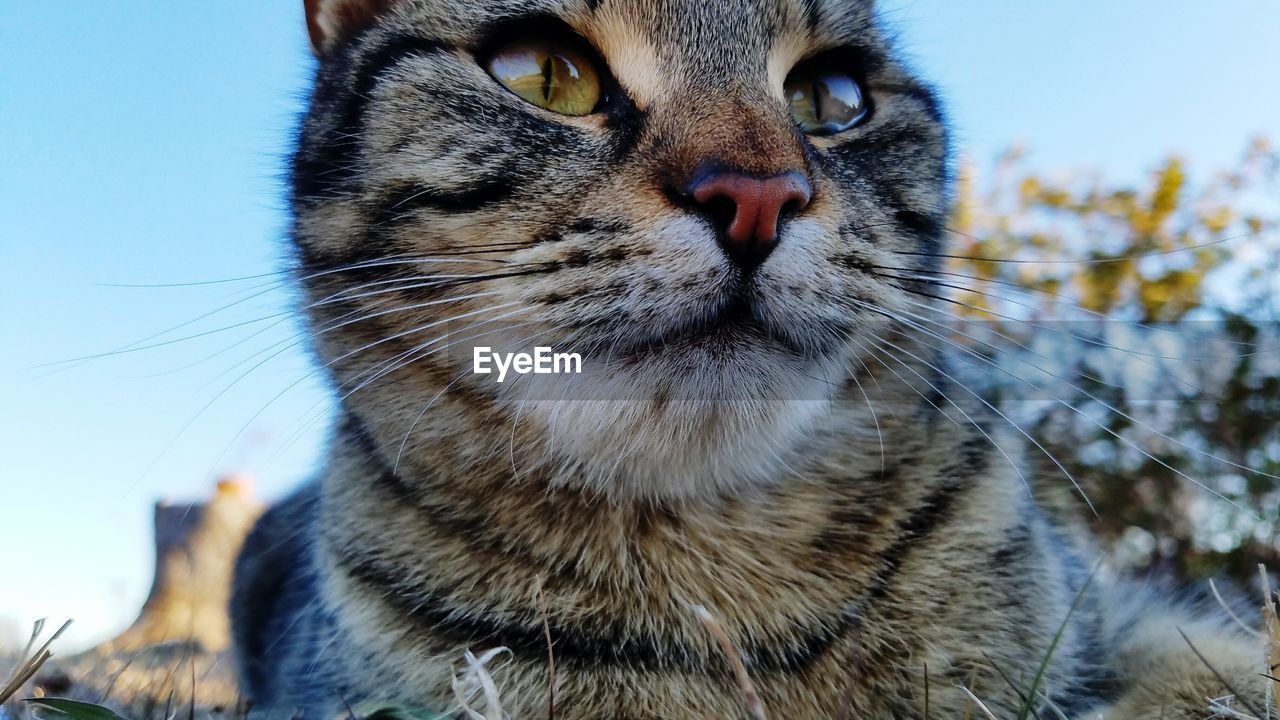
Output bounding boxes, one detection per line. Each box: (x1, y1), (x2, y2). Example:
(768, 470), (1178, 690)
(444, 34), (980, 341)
(231, 0), (1266, 717)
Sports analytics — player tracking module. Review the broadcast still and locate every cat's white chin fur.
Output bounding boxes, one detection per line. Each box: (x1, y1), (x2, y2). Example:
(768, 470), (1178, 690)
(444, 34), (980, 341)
(493, 347), (842, 501)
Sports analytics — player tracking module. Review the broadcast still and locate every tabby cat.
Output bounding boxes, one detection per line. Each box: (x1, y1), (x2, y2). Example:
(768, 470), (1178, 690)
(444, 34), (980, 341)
(230, 0), (1266, 717)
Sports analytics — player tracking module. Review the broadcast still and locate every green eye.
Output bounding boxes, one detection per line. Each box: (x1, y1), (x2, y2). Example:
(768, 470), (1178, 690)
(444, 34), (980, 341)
(784, 67), (869, 135)
(487, 40), (602, 116)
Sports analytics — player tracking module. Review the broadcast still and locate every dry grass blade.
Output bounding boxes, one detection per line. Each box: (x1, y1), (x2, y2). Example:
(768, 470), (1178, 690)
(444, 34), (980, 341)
(449, 648), (509, 720)
(1177, 627), (1267, 720)
(1260, 564), (1280, 720)
(955, 684), (1001, 720)
(1209, 579), (1263, 639)
(1206, 696), (1261, 720)
(533, 576), (556, 720)
(1, 619), (73, 704)
(690, 604), (767, 720)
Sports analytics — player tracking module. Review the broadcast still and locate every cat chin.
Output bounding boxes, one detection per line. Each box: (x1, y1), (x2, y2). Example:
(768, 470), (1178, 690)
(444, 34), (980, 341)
(526, 395), (831, 501)
(488, 346), (843, 500)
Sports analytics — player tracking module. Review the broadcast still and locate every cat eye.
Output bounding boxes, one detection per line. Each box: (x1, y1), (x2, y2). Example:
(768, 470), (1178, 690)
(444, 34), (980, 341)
(784, 66), (869, 135)
(486, 39), (602, 116)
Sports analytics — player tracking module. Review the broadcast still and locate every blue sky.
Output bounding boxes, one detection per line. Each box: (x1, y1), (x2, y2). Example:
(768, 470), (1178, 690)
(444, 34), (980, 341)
(2, 1), (1278, 649)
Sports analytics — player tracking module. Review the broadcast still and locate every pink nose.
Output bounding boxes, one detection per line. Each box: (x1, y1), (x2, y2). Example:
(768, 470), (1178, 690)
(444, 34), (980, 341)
(689, 170), (812, 271)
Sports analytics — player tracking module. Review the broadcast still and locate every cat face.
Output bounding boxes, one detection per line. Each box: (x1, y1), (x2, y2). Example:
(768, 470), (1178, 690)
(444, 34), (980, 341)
(293, 0), (948, 497)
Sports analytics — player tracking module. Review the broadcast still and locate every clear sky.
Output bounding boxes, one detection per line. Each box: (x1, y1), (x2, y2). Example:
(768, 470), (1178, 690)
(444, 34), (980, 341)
(2, 1), (1278, 650)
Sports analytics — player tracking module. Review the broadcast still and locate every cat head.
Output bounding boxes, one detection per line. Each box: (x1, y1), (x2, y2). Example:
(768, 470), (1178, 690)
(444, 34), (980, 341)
(292, 0), (948, 499)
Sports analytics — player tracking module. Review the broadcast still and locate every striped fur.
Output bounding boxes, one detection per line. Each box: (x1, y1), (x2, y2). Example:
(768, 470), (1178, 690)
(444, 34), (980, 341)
(232, 0), (1265, 717)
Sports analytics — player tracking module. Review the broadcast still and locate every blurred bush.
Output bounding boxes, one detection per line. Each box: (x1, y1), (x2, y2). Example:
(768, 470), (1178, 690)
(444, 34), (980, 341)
(942, 137), (1280, 584)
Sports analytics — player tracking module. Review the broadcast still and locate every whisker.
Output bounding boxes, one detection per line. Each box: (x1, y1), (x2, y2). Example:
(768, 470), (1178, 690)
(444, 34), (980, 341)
(259, 284), (615, 470)
(32, 280), (291, 371)
(95, 272), (286, 288)
(894, 225), (1254, 266)
(265, 316), (548, 469)
(35, 259), (523, 372)
(127, 314), (299, 380)
(312, 282), (503, 308)
(197, 301), (531, 476)
(803, 364), (886, 477)
(40, 311), (294, 369)
(899, 297), (1280, 482)
(192, 295), (404, 394)
(859, 328), (1046, 506)
(335, 308), (538, 402)
(872, 301), (1268, 513)
(137, 297), (523, 484)
(884, 278), (1221, 403)
(393, 323), (569, 472)
(843, 336), (963, 435)
(883, 263), (1279, 355)
(855, 304), (1093, 512)
(877, 268), (1270, 362)
(294, 254), (523, 284)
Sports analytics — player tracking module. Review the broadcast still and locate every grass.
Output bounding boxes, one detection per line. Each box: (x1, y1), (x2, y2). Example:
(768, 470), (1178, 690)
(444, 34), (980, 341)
(4, 587), (1277, 720)
(2, 619), (72, 707)
(0, 620), (241, 720)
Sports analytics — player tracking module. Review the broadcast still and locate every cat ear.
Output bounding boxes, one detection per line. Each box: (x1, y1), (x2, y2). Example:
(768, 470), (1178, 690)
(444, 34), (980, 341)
(303, 0), (388, 54)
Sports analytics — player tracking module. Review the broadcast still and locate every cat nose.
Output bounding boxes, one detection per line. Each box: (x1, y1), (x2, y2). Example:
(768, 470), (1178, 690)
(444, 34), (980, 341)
(687, 168), (812, 271)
